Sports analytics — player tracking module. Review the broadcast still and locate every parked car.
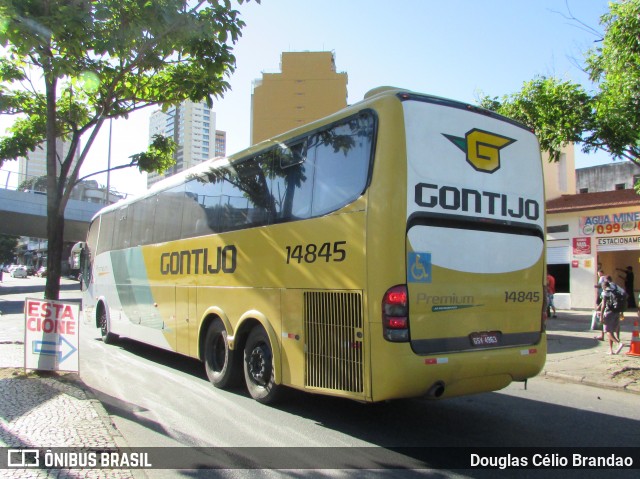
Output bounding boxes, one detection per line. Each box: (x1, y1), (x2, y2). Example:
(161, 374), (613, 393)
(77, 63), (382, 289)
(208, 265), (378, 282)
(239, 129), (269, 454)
(36, 266), (48, 277)
(11, 266), (28, 278)
(25, 265), (36, 276)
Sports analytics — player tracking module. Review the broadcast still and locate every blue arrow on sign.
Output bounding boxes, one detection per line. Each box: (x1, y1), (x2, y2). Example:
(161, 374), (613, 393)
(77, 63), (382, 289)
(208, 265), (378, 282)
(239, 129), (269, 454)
(32, 336), (77, 363)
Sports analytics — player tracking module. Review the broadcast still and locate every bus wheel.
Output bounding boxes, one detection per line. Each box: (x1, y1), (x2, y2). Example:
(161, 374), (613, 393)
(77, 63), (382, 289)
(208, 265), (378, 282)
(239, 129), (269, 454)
(98, 307), (117, 345)
(243, 325), (281, 404)
(204, 320), (240, 389)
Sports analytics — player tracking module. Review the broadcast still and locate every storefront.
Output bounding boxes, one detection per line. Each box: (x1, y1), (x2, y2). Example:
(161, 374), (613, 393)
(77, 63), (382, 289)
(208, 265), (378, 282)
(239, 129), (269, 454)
(546, 189), (640, 310)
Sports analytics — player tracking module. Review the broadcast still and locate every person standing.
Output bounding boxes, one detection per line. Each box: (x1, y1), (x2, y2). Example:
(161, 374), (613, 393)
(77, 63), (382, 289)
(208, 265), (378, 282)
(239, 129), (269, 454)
(546, 271), (557, 318)
(617, 266), (636, 308)
(593, 270), (607, 340)
(599, 281), (625, 355)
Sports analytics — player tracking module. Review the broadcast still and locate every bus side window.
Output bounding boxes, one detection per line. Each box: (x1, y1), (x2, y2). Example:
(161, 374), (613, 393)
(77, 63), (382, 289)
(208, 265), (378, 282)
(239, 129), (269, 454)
(96, 211), (116, 255)
(309, 115), (373, 217)
(219, 157), (271, 231)
(153, 184), (185, 243)
(272, 141), (312, 221)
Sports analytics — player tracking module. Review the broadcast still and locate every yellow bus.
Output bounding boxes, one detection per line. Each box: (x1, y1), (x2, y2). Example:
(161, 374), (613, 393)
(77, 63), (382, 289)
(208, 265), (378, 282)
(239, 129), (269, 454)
(81, 87), (547, 404)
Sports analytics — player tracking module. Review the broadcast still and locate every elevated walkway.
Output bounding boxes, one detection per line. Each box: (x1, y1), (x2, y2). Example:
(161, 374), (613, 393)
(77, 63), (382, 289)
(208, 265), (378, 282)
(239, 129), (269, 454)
(0, 188), (103, 242)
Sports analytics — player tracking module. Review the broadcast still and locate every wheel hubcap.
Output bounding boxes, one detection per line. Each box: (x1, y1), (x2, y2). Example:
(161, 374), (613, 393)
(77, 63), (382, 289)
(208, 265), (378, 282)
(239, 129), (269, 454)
(248, 343), (271, 386)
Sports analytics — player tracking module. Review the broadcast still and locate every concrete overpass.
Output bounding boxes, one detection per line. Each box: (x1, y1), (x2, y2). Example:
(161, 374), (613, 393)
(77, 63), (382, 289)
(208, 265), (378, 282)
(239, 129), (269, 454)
(0, 188), (104, 242)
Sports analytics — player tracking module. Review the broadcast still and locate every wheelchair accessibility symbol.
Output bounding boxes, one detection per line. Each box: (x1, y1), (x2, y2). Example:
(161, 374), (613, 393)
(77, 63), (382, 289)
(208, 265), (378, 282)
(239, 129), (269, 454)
(408, 252), (431, 283)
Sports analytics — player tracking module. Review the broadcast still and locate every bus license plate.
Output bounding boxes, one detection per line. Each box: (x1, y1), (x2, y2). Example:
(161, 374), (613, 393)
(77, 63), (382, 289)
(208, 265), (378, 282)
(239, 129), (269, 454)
(469, 331), (500, 347)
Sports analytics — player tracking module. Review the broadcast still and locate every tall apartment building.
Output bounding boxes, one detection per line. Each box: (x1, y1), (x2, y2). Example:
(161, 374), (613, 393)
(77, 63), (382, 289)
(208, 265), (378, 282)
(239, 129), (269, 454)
(147, 100), (226, 188)
(251, 51), (348, 145)
(18, 139), (79, 186)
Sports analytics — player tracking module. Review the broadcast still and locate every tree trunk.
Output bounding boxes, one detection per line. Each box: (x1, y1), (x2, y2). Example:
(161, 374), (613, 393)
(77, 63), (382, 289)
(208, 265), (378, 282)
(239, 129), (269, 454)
(44, 198), (64, 300)
(43, 54), (62, 301)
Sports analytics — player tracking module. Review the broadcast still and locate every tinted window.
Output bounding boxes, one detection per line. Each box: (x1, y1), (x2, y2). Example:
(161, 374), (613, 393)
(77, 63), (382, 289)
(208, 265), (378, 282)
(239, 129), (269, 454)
(309, 115), (373, 216)
(184, 176), (219, 237)
(98, 111), (376, 248)
(153, 184), (185, 243)
(272, 142), (313, 221)
(131, 196), (156, 246)
(113, 205), (131, 250)
(196, 156), (273, 232)
(96, 211), (115, 254)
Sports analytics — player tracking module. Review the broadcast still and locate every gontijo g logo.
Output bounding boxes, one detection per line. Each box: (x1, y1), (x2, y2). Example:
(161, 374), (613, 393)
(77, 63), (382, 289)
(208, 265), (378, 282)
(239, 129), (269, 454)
(443, 129), (515, 173)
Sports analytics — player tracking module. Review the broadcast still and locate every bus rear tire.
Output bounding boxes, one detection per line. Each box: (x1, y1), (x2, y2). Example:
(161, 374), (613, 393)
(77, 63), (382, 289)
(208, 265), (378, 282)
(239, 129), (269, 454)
(204, 320), (240, 389)
(243, 325), (282, 404)
(98, 306), (117, 345)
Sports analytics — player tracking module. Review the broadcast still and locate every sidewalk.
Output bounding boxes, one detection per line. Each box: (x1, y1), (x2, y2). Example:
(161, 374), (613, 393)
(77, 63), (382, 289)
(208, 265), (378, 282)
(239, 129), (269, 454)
(1, 275), (639, 477)
(543, 309), (640, 393)
(0, 276), (135, 478)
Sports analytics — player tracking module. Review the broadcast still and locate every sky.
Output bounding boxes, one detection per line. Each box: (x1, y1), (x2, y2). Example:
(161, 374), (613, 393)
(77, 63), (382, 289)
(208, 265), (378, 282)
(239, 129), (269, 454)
(1, 0), (615, 197)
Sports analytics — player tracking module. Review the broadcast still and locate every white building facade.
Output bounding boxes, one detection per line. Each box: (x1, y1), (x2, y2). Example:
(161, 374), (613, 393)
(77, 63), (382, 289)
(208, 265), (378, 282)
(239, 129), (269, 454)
(545, 155), (640, 310)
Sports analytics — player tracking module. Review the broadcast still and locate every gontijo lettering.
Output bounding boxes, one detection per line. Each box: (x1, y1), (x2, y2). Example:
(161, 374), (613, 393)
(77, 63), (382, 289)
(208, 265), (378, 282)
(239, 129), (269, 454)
(160, 245), (237, 275)
(415, 183), (540, 221)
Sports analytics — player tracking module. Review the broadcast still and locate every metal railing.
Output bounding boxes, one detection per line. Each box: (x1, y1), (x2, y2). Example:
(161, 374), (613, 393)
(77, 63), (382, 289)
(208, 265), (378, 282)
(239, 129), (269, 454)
(0, 168), (130, 204)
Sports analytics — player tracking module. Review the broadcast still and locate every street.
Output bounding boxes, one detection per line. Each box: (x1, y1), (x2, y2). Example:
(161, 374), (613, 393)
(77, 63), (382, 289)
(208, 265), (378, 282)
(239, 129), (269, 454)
(1, 276), (639, 478)
(79, 320), (640, 478)
(81, 327), (640, 449)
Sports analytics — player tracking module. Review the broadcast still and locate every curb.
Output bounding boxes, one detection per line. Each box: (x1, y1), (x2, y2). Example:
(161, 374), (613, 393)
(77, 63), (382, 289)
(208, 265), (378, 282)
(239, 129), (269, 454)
(543, 370), (640, 395)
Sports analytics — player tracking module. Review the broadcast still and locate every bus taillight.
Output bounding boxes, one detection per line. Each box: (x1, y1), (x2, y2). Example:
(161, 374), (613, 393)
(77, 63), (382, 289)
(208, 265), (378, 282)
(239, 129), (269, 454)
(383, 285), (409, 342)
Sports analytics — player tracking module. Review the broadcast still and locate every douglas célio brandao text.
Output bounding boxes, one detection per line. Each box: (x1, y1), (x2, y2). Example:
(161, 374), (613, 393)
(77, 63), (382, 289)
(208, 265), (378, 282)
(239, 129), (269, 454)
(470, 453), (634, 469)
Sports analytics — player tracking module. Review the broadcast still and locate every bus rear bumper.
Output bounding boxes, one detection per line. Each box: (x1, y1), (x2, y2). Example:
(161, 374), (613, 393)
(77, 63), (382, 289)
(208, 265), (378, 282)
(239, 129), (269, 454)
(370, 332), (547, 402)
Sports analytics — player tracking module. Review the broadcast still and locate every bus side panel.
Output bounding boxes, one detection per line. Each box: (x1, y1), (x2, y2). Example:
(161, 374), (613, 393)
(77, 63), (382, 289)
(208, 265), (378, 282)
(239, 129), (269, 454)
(280, 289), (305, 388)
(363, 94), (411, 402)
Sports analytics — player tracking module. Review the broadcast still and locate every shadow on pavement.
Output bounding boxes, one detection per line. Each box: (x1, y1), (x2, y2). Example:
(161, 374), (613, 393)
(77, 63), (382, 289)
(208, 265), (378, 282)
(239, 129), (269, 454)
(546, 333), (601, 354)
(95, 332), (640, 450)
(0, 282), (80, 296)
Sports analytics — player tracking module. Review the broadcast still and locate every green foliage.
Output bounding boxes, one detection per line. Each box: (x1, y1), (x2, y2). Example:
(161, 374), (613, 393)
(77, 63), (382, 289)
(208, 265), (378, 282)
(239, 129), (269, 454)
(478, 77), (592, 162)
(18, 174), (48, 191)
(585, 0), (640, 161)
(0, 0), (259, 298)
(0, 234), (18, 264)
(130, 134), (177, 174)
(478, 0), (640, 165)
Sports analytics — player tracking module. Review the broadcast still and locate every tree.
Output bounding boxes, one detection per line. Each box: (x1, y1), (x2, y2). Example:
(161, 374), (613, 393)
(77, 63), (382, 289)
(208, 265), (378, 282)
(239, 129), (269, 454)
(0, 234), (19, 265)
(18, 174), (48, 192)
(0, 0), (258, 299)
(478, 0), (640, 166)
(478, 76), (593, 163)
(585, 0), (640, 162)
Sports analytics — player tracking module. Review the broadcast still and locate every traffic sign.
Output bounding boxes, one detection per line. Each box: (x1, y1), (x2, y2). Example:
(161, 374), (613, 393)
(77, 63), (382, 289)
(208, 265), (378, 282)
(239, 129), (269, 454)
(24, 298), (79, 372)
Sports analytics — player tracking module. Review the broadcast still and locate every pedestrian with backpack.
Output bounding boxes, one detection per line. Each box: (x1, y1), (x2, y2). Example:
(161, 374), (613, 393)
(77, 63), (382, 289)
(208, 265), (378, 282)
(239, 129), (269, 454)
(599, 281), (625, 355)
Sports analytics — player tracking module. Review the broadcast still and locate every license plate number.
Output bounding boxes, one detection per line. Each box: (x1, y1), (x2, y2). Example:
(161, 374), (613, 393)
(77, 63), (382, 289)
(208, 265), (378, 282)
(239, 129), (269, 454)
(469, 331), (500, 347)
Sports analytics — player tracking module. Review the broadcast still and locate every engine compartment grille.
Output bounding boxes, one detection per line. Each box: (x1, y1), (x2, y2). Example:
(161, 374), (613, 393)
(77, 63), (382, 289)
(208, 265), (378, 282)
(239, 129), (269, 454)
(304, 291), (363, 393)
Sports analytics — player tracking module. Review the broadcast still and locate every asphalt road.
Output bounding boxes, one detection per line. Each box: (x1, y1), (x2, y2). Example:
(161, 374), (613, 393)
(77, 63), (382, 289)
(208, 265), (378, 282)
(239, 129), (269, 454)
(2, 276), (639, 478)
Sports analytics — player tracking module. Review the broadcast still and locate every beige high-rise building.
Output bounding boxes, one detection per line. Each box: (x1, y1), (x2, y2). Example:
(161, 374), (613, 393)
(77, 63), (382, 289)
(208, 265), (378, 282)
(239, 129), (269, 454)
(251, 51), (348, 145)
(18, 139), (79, 186)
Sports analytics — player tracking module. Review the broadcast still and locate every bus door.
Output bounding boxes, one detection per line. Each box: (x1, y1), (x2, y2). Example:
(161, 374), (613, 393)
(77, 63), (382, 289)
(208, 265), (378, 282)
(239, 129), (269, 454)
(176, 286), (197, 356)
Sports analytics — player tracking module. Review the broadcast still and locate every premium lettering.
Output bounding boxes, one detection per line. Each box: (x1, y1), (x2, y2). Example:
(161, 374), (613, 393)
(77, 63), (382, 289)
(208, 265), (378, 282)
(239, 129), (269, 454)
(415, 183), (540, 221)
(416, 293), (474, 305)
(160, 245), (237, 275)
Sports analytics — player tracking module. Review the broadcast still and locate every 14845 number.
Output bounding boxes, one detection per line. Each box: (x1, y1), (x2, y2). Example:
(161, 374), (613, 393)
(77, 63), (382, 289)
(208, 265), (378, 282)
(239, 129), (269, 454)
(285, 241), (347, 264)
(504, 291), (541, 303)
